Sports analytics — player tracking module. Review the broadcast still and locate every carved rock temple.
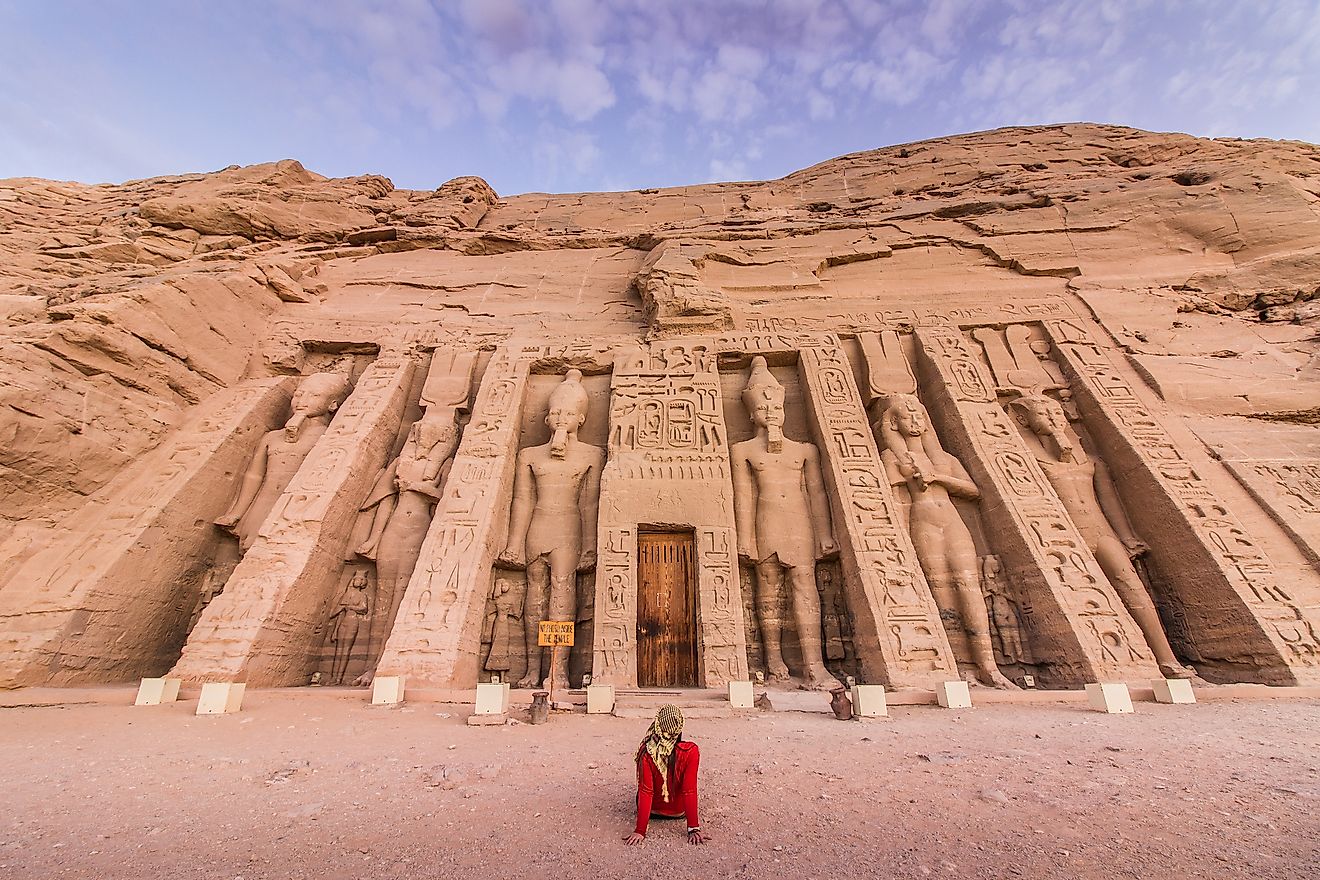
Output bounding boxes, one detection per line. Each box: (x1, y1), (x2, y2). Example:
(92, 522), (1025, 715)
(3, 124), (1319, 695)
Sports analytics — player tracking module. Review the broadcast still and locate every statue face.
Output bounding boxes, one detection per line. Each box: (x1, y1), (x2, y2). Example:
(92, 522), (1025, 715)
(749, 394), (785, 430)
(1022, 397), (1069, 436)
(291, 375), (347, 417)
(893, 399), (927, 437)
(545, 402), (585, 433)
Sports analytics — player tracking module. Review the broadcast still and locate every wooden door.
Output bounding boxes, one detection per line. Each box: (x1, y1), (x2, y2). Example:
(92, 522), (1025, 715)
(637, 531), (698, 688)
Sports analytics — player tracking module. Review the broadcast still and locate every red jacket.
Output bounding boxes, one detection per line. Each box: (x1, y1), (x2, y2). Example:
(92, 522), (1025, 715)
(635, 741), (700, 835)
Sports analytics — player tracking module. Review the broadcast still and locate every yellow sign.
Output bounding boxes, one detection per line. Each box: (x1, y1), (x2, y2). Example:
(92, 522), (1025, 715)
(538, 620), (575, 647)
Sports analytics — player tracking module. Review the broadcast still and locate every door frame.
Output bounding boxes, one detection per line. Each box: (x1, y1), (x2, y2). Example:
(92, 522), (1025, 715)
(636, 528), (699, 688)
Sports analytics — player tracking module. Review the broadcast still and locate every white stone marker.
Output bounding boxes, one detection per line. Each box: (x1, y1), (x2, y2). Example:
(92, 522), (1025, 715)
(474, 682), (511, 715)
(135, 677), (181, 706)
(196, 682), (245, 715)
(936, 681), (972, 709)
(586, 684), (615, 714)
(1086, 682), (1134, 714)
(728, 680), (755, 709)
(1151, 678), (1196, 705)
(850, 684), (888, 718)
(371, 675), (405, 706)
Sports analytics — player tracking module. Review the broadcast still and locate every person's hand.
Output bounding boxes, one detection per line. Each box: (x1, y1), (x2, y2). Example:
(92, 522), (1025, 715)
(623, 833), (645, 846)
(687, 829), (709, 845)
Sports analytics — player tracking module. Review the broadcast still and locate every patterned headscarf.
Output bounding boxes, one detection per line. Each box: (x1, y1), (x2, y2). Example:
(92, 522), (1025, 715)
(639, 704), (685, 800)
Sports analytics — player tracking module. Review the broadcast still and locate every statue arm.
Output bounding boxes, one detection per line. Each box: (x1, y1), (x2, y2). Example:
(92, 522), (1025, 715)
(929, 447), (981, 500)
(498, 452), (536, 565)
(804, 444), (837, 556)
(421, 429), (461, 483)
(578, 449), (604, 570)
(730, 447), (758, 562)
(216, 436), (270, 528)
(1093, 458), (1144, 549)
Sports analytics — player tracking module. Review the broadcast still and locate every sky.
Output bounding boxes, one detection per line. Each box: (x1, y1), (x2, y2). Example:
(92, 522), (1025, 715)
(1, 0), (1317, 195)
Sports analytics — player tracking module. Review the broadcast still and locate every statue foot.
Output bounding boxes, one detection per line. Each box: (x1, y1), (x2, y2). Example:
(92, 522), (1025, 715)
(353, 671), (374, 688)
(515, 674), (542, 689)
(1159, 662), (1198, 681)
(981, 669), (1020, 691)
(800, 666), (838, 691)
(548, 674), (571, 694)
(766, 663), (792, 684)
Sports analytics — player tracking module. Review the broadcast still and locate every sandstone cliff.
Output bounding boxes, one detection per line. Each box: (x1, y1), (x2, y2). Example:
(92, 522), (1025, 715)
(3, 122), (1318, 545)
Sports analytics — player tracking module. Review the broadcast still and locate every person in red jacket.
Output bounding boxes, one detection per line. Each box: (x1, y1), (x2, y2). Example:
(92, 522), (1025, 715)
(624, 704), (707, 845)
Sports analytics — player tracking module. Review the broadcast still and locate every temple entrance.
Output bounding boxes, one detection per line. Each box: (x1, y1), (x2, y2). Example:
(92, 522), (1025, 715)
(637, 531), (698, 688)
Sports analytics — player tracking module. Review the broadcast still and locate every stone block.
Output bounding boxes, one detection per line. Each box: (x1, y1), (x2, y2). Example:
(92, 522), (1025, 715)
(1152, 678), (1196, 705)
(761, 690), (832, 713)
(586, 684), (615, 714)
(466, 713), (507, 726)
(1086, 682), (1134, 714)
(936, 681), (972, 709)
(728, 680), (755, 709)
(474, 682), (510, 715)
(196, 682), (245, 715)
(371, 676), (405, 705)
(850, 684), (888, 718)
(134, 677), (180, 706)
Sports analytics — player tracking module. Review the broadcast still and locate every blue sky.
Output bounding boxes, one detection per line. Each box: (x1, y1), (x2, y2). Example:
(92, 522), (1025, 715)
(1, 0), (1317, 195)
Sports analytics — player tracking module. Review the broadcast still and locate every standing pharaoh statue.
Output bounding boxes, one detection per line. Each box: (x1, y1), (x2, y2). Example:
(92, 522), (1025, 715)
(215, 372), (352, 552)
(498, 370), (605, 691)
(731, 357), (838, 689)
(875, 394), (1017, 689)
(353, 406), (461, 682)
(1009, 394), (1195, 679)
(327, 570), (370, 685)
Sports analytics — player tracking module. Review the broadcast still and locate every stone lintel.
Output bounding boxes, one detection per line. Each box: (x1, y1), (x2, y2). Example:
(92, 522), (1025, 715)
(172, 356), (413, 686)
(0, 378), (294, 688)
(797, 340), (959, 688)
(915, 324), (1161, 687)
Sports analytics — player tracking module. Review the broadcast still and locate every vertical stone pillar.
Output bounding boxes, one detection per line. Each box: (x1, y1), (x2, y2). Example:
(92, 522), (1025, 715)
(798, 339), (958, 688)
(374, 345), (535, 687)
(172, 355), (413, 686)
(914, 324), (1160, 686)
(592, 341), (748, 687)
(1046, 320), (1320, 684)
(0, 378), (293, 687)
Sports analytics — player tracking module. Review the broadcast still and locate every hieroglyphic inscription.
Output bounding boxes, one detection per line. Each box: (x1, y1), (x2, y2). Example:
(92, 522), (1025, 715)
(592, 339), (747, 686)
(1047, 322), (1320, 677)
(797, 339), (957, 687)
(735, 295), (1077, 335)
(373, 346), (536, 686)
(916, 324), (1156, 684)
(1226, 460), (1320, 571)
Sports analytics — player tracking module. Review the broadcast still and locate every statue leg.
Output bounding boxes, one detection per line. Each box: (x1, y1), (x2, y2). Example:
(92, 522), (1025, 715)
(946, 525), (1017, 690)
(518, 559), (550, 688)
(546, 547), (578, 692)
(786, 565), (834, 690)
(1094, 536), (1193, 678)
(755, 560), (791, 682)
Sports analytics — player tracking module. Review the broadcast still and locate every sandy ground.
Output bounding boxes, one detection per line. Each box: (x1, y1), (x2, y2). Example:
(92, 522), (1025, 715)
(1, 691), (1318, 880)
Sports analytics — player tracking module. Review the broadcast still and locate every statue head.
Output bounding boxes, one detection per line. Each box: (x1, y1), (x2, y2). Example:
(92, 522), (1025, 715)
(742, 356), (786, 451)
(884, 393), (929, 438)
(1009, 395), (1075, 460)
(546, 369), (589, 458)
(348, 569), (368, 589)
(286, 372), (352, 438)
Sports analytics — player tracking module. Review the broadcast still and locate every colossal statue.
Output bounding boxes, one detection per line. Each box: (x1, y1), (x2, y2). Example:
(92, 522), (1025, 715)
(214, 371), (352, 551)
(497, 370), (604, 691)
(1009, 394), (1196, 679)
(876, 393), (1017, 689)
(327, 570), (370, 685)
(731, 357), (838, 690)
(353, 406), (461, 682)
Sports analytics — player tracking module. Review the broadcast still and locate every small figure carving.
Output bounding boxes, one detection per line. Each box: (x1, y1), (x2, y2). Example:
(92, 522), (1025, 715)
(877, 394), (1017, 689)
(497, 370), (605, 691)
(982, 555), (1029, 665)
(214, 372), (352, 551)
(1010, 394), (1196, 679)
(353, 406), (461, 682)
(482, 577), (523, 678)
(327, 570), (370, 685)
(731, 357), (838, 690)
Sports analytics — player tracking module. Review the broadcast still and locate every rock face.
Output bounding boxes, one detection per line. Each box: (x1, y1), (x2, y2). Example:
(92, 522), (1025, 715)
(2, 123), (1318, 692)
